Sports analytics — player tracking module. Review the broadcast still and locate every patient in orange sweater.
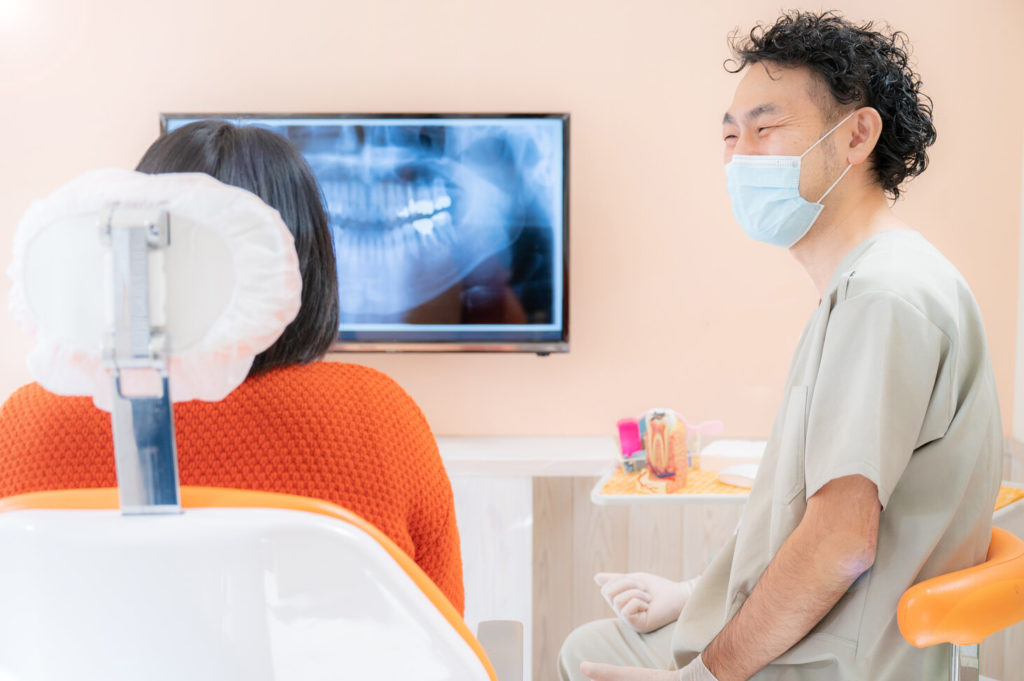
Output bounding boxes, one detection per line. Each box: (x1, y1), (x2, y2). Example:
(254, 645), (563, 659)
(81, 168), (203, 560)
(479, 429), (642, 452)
(0, 120), (464, 614)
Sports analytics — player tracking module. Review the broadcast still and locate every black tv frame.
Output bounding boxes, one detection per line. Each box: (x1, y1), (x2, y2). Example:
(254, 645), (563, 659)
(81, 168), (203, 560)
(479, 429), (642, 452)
(160, 112), (570, 356)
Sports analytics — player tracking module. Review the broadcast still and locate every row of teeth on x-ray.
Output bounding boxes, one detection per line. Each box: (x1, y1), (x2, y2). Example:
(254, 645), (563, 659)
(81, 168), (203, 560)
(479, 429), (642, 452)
(323, 177), (454, 236)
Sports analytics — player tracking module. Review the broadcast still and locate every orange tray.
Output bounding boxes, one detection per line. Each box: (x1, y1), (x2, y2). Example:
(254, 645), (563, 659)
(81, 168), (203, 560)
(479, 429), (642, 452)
(995, 484), (1024, 513)
(592, 468), (1024, 511)
(591, 467), (750, 505)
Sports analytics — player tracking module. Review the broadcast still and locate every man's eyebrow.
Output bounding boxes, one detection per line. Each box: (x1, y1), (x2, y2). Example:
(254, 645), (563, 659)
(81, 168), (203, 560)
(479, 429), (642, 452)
(745, 103), (779, 121)
(722, 103), (780, 126)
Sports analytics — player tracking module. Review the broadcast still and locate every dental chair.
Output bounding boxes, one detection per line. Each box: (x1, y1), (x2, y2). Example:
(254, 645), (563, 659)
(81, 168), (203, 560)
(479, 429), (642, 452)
(898, 526), (1024, 681)
(0, 169), (519, 681)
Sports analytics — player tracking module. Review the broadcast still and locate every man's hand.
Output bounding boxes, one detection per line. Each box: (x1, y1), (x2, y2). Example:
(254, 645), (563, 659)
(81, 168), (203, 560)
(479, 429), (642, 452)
(595, 572), (697, 633)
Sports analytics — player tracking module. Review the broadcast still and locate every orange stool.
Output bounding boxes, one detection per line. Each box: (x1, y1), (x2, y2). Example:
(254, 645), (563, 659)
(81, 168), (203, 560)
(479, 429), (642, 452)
(898, 527), (1024, 681)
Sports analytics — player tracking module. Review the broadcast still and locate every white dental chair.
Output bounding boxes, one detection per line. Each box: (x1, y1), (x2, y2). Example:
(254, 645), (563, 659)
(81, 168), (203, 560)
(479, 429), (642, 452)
(0, 169), (519, 681)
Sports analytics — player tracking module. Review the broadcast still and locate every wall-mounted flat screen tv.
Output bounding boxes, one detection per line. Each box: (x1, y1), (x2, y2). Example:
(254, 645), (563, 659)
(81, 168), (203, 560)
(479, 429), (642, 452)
(161, 114), (569, 354)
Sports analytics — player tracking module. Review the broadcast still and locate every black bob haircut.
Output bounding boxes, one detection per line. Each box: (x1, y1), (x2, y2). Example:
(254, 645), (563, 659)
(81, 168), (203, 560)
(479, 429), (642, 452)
(726, 10), (936, 200)
(136, 120), (340, 374)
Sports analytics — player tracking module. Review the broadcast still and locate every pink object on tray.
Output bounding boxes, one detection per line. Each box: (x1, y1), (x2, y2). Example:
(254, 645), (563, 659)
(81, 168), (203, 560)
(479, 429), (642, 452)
(616, 418), (642, 457)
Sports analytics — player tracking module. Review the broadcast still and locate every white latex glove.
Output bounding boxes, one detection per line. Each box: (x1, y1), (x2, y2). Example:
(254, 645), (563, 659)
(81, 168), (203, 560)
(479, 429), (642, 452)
(594, 572), (699, 634)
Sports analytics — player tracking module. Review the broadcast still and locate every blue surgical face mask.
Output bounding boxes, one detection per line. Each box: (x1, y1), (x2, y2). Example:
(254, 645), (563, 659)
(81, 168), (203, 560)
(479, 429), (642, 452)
(724, 111), (855, 248)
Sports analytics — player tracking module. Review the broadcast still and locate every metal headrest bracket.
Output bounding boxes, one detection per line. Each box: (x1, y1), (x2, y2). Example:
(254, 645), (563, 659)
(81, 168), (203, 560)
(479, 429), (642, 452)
(100, 205), (181, 515)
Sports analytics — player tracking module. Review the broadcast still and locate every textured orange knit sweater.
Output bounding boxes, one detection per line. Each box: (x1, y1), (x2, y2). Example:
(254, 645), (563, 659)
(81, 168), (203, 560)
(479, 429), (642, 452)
(0, 362), (463, 614)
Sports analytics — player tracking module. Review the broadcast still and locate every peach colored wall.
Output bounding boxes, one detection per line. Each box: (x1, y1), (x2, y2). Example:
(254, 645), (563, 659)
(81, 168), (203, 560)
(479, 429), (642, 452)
(1, 0), (1020, 438)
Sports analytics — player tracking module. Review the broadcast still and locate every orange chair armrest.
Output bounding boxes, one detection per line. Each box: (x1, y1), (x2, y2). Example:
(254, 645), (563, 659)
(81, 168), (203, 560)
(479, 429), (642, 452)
(897, 527), (1024, 647)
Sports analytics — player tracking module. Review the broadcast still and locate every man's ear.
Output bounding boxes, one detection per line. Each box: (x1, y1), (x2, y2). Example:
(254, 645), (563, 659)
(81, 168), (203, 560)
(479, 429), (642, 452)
(847, 107), (883, 166)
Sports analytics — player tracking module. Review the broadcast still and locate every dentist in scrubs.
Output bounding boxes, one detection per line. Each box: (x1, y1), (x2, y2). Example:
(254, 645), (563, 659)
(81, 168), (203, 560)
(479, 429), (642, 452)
(558, 10), (1002, 681)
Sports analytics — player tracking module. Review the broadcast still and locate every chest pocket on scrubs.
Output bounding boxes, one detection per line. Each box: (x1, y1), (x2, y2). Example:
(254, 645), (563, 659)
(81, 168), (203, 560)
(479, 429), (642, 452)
(769, 386), (808, 557)
(774, 385), (808, 504)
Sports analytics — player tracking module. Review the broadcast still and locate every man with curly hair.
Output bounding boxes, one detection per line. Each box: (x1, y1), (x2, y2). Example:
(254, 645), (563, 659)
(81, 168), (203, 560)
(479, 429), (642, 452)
(559, 10), (1002, 681)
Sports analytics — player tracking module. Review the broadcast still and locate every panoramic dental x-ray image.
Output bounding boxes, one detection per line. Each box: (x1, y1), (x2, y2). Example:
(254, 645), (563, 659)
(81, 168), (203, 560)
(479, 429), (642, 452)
(268, 118), (564, 336)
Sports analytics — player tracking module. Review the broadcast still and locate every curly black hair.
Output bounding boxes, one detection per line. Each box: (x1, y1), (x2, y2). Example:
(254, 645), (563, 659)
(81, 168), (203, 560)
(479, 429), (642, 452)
(726, 10), (936, 200)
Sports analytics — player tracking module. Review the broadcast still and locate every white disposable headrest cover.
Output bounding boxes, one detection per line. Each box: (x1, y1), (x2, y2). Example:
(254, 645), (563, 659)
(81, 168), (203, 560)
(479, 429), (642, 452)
(8, 168), (303, 410)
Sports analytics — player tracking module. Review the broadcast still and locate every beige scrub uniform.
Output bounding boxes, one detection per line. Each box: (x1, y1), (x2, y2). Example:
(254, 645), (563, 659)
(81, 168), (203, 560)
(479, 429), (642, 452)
(558, 230), (1002, 681)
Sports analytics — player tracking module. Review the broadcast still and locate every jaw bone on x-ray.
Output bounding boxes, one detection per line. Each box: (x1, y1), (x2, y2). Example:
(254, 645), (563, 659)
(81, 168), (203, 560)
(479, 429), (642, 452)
(290, 121), (560, 326)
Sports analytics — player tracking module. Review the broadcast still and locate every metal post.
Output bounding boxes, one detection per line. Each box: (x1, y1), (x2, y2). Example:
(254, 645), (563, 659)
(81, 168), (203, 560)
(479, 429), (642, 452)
(951, 642), (980, 681)
(101, 206), (181, 515)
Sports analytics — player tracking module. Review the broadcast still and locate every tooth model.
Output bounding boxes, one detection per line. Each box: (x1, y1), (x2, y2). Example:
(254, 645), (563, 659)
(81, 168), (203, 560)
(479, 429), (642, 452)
(643, 410), (688, 483)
